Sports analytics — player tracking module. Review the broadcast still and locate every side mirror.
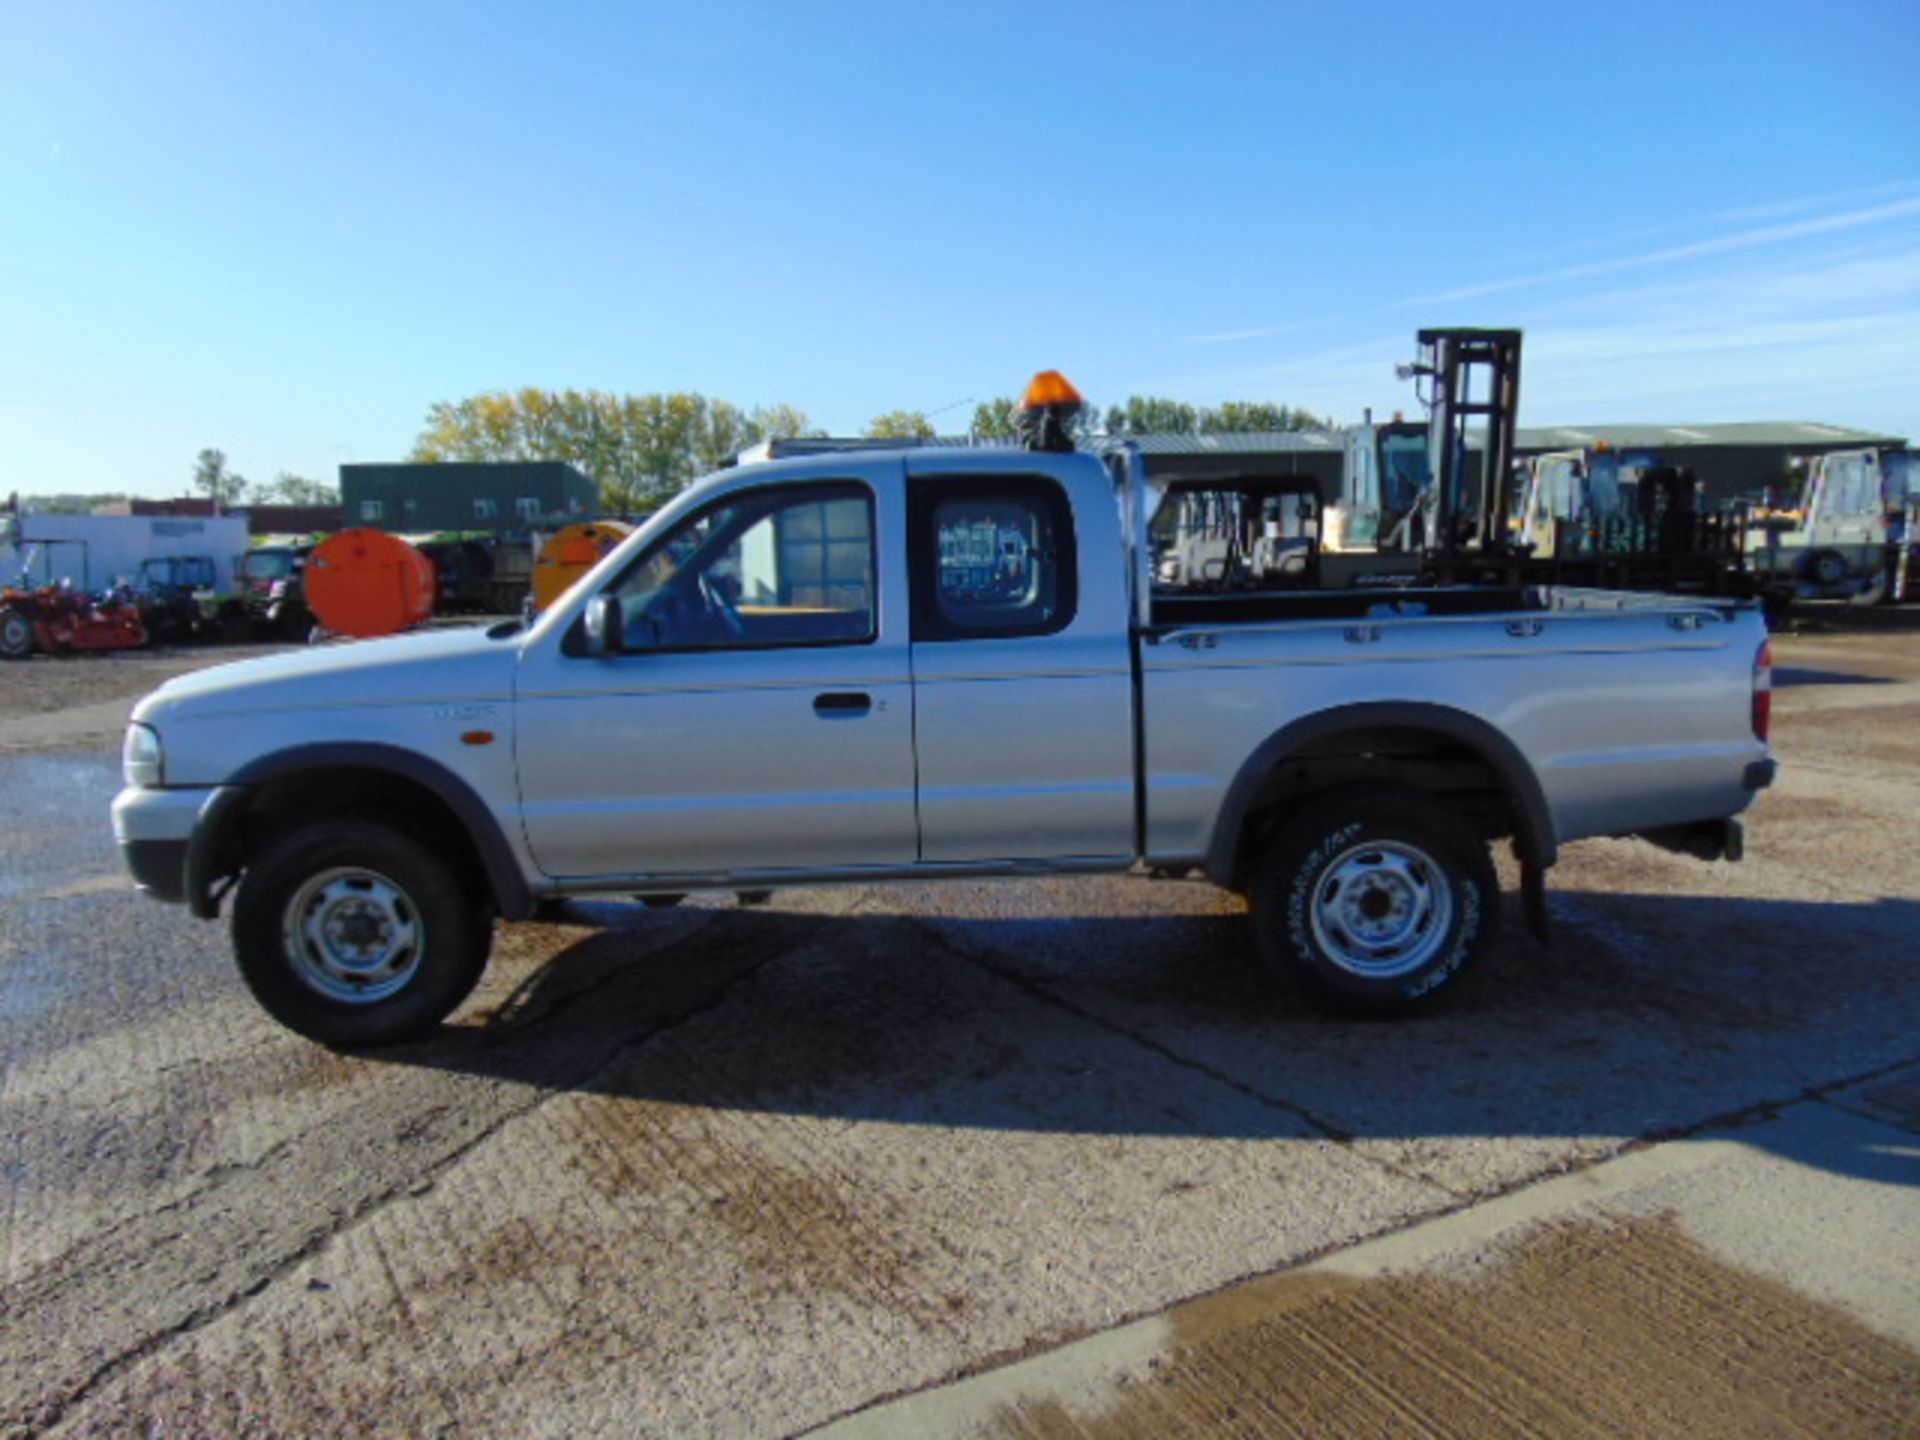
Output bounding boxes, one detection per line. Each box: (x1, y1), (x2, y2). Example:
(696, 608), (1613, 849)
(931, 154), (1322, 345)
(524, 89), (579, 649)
(584, 594), (624, 657)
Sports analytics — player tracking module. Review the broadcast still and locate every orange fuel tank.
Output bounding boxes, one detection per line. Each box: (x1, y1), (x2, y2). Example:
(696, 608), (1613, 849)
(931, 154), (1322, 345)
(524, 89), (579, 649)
(532, 520), (632, 611)
(304, 528), (437, 638)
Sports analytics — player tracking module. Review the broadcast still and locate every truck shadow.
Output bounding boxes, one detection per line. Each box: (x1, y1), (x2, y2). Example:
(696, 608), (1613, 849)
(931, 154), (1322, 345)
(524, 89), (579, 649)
(383, 890), (1920, 1191)
(1773, 667), (1899, 687)
(1783, 600), (1920, 635)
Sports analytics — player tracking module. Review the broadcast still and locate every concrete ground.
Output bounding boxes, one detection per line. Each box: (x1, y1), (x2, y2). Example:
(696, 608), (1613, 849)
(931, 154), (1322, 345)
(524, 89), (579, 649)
(1, 609), (1917, 1437)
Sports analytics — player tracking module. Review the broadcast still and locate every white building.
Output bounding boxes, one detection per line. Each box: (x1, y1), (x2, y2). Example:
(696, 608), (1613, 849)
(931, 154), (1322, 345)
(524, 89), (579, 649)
(0, 513), (250, 592)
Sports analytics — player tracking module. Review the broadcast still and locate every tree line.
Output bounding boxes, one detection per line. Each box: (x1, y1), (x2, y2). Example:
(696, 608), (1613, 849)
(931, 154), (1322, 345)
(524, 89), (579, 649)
(408, 390), (822, 512)
(192, 449), (338, 508)
(15, 452), (338, 514)
(19, 388), (1336, 517)
(969, 395), (1330, 440)
(409, 387), (1335, 510)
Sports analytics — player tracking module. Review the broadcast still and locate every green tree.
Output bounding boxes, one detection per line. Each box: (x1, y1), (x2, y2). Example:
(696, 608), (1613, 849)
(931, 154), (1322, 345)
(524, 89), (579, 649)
(864, 410), (936, 440)
(192, 449), (248, 508)
(1105, 397), (1199, 436)
(1199, 401), (1334, 432)
(256, 472), (339, 505)
(1102, 397), (1331, 436)
(970, 397), (1020, 439)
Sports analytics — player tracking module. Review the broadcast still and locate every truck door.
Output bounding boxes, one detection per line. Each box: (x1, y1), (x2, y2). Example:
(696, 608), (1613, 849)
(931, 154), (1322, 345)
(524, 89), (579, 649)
(1341, 426), (1380, 548)
(906, 465), (1136, 863)
(513, 466), (919, 880)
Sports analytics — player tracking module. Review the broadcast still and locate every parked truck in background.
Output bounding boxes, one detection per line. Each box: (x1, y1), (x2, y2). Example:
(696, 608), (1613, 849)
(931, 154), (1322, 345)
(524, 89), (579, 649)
(112, 339), (1776, 1047)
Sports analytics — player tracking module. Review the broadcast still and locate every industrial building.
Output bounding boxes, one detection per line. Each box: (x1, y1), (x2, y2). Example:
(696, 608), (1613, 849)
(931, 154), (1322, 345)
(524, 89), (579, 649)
(337, 461), (598, 535)
(1512, 422), (1906, 505)
(744, 420), (1906, 507)
(1125, 420), (1907, 509)
(92, 497), (343, 536)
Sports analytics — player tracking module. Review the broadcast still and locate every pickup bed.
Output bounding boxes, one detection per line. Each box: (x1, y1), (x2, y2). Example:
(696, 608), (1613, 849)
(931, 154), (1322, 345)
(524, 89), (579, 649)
(113, 445), (1775, 1044)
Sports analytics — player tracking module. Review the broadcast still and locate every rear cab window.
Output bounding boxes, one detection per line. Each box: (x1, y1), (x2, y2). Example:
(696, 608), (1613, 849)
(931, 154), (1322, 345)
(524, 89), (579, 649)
(908, 475), (1077, 641)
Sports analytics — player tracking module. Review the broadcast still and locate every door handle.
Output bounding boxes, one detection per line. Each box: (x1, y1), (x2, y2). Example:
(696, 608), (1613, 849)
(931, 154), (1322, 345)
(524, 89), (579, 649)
(813, 691), (872, 715)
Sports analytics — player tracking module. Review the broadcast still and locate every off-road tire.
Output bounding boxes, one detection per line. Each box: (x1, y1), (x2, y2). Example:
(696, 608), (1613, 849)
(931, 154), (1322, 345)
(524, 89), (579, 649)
(1249, 786), (1499, 1016)
(1807, 550), (1848, 589)
(0, 610), (33, 659)
(232, 820), (492, 1048)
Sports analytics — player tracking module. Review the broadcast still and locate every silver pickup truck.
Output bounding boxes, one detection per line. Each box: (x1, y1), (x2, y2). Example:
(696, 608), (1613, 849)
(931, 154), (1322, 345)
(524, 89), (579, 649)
(113, 444), (1776, 1045)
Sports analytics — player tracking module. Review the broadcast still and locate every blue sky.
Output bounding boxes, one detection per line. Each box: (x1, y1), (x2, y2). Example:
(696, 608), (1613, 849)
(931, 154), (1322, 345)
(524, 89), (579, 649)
(3, 0), (1916, 497)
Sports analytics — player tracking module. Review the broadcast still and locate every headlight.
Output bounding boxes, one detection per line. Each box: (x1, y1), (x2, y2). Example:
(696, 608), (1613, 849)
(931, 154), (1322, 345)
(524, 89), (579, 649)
(123, 723), (164, 788)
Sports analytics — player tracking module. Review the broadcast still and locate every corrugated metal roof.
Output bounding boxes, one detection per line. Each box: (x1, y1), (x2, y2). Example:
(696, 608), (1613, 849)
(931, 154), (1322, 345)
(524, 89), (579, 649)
(732, 420), (1906, 467)
(736, 434), (994, 463)
(1119, 430), (1344, 455)
(1514, 421), (1905, 451)
(735, 430), (1348, 464)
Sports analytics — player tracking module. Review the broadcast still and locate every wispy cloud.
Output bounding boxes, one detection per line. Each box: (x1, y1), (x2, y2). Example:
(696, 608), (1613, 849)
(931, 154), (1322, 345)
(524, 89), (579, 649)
(1178, 315), (1340, 346)
(1179, 183), (1920, 350)
(1158, 183), (1920, 437)
(1492, 178), (1920, 270)
(1403, 196), (1920, 307)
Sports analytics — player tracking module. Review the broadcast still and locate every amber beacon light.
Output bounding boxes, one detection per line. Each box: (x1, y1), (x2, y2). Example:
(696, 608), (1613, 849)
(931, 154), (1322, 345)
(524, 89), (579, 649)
(1015, 370), (1085, 453)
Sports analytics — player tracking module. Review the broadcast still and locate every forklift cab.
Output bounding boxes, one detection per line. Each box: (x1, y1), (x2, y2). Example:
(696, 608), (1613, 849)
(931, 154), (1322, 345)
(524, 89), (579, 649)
(1148, 477), (1325, 592)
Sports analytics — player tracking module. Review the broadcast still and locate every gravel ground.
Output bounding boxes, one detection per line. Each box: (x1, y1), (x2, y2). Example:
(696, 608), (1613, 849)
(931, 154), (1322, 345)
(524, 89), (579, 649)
(1, 610), (1916, 1437)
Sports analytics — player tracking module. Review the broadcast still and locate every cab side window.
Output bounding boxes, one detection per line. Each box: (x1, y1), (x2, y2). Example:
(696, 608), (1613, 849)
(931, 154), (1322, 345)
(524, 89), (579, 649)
(607, 483), (875, 651)
(911, 477), (1076, 641)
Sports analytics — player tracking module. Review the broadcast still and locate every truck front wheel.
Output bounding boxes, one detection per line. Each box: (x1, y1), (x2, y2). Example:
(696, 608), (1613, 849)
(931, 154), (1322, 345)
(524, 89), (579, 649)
(0, 610), (33, 659)
(233, 820), (492, 1048)
(1249, 788), (1498, 1015)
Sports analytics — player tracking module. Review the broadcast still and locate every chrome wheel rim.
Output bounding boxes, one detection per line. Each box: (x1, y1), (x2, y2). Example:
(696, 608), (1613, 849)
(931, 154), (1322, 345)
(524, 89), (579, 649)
(283, 867), (424, 1003)
(1308, 839), (1454, 979)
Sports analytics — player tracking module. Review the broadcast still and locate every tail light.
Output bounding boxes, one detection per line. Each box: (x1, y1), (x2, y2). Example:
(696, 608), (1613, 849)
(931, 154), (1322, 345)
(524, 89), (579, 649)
(1752, 639), (1772, 742)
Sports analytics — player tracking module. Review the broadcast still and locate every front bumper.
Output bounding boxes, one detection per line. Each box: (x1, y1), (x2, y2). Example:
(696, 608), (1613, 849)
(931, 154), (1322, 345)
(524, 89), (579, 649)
(112, 785), (218, 904)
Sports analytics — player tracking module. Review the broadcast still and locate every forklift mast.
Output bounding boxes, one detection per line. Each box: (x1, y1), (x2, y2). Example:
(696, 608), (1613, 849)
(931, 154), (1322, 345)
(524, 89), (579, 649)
(1399, 329), (1523, 552)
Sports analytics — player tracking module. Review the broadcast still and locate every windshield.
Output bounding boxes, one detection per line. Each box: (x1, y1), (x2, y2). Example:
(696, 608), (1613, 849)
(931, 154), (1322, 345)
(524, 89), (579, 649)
(1536, 456), (1584, 520)
(241, 551), (297, 582)
(1377, 431), (1431, 512)
(1586, 453), (1624, 518)
(1822, 452), (1879, 516)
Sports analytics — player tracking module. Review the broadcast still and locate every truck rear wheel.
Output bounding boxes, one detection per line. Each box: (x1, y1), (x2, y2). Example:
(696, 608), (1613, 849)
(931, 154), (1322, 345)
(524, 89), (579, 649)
(232, 820), (492, 1048)
(1249, 787), (1498, 1015)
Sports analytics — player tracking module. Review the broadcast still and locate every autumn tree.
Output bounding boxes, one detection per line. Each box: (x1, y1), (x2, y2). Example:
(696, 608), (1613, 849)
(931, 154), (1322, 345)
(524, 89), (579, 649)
(749, 404), (819, 442)
(863, 410), (935, 440)
(693, 399), (756, 474)
(408, 389), (820, 511)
